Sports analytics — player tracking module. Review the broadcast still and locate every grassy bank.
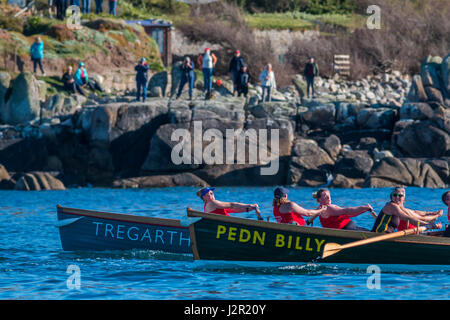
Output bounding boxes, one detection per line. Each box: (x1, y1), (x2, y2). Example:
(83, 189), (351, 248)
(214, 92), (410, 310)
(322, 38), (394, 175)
(245, 11), (365, 31)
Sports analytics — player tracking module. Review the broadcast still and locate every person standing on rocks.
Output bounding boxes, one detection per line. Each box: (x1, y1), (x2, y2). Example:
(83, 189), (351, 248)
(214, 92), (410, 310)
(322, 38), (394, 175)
(197, 187), (262, 220)
(304, 56), (319, 98)
(238, 65), (249, 98)
(259, 63), (276, 102)
(135, 57), (150, 102)
(30, 37), (46, 76)
(228, 50), (245, 96)
(176, 56), (195, 101)
(197, 48), (217, 100)
(62, 66), (84, 96)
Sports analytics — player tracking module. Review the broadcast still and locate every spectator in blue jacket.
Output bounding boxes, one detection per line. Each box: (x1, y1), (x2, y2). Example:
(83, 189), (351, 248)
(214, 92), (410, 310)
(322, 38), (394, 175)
(30, 37), (46, 76)
(74, 62), (96, 91)
(176, 57), (195, 101)
(135, 57), (150, 102)
(228, 50), (245, 96)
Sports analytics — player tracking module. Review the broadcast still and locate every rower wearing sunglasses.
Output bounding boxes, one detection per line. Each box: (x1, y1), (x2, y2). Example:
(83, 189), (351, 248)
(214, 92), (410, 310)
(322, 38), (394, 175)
(372, 186), (443, 233)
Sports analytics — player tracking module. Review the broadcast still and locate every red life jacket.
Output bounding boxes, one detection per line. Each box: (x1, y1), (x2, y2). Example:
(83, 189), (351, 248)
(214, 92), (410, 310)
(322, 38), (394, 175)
(204, 202), (234, 216)
(273, 205), (305, 226)
(319, 214), (351, 229)
(397, 219), (415, 231)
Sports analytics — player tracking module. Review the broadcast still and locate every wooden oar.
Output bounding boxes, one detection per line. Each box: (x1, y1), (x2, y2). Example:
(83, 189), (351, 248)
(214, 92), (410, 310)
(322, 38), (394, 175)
(321, 226), (427, 259)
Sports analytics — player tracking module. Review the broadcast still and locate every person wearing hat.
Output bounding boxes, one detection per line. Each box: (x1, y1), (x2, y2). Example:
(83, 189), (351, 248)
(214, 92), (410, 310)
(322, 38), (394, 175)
(370, 187), (442, 233)
(228, 50), (246, 96)
(197, 48), (217, 100)
(303, 56), (319, 98)
(197, 187), (262, 220)
(135, 57), (150, 102)
(74, 62), (90, 89)
(273, 187), (326, 226)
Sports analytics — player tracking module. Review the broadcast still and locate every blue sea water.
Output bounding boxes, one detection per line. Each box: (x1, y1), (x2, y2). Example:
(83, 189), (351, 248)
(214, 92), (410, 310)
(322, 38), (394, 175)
(0, 186), (449, 300)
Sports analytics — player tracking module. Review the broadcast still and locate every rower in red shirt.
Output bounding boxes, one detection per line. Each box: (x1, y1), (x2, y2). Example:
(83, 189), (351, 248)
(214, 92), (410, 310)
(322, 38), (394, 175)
(197, 187), (263, 220)
(313, 188), (373, 231)
(272, 187), (326, 226)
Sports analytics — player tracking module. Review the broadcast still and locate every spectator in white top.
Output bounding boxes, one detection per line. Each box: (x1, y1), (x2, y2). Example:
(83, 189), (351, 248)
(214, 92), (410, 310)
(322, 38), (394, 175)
(259, 63), (276, 102)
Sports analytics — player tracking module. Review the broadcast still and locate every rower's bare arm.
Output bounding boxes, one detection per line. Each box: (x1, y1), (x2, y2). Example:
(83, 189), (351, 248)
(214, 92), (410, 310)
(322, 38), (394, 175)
(290, 202), (324, 217)
(327, 204), (371, 217)
(387, 204), (436, 224)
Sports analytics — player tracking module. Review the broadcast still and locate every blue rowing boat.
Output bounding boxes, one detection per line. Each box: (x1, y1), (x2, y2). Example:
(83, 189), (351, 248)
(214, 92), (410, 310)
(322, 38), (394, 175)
(56, 205), (192, 253)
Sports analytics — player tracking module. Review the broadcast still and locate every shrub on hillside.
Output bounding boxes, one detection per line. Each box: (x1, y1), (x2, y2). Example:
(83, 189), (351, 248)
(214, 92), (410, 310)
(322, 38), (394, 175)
(285, 0), (450, 79)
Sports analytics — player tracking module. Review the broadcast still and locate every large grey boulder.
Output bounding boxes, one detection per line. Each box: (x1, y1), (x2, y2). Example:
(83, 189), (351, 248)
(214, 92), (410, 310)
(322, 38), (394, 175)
(366, 157), (445, 188)
(301, 103), (336, 129)
(333, 150), (373, 180)
(400, 102), (434, 120)
(1, 73), (45, 124)
(170, 61), (183, 97)
(356, 108), (397, 130)
(395, 120), (450, 157)
(14, 172), (66, 191)
(442, 53), (450, 98)
(148, 71), (168, 97)
(287, 137), (334, 187)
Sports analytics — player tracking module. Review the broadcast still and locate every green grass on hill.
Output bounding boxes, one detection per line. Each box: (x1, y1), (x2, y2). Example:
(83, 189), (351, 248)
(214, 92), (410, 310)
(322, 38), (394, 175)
(245, 11), (366, 31)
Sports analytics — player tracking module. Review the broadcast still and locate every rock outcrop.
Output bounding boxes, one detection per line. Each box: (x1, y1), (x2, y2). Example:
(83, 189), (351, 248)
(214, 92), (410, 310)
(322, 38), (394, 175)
(0, 53), (449, 190)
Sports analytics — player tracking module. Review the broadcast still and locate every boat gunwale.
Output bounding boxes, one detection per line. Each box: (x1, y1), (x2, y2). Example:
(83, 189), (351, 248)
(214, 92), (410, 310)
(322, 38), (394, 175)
(187, 208), (450, 246)
(57, 205), (187, 229)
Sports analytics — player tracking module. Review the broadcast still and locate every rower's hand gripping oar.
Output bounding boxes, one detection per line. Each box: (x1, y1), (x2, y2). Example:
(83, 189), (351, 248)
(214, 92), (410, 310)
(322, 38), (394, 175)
(321, 225), (427, 259)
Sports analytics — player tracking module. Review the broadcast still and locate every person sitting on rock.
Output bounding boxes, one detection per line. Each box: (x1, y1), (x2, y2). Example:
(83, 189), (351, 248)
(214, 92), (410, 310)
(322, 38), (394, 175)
(273, 187), (326, 226)
(372, 186), (442, 233)
(176, 56), (195, 101)
(74, 62), (104, 93)
(74, 62), (94, 91)
(313, 188), (373, 231)
(197, 187), (262, 220)
(135, 57), (149, 102)
(62, 65), (84, 96)
(238, 66), (249, 98)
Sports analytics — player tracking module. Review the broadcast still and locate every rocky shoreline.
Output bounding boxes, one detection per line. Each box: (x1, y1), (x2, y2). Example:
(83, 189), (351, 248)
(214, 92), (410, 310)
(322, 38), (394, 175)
(0, 54), (448, 191)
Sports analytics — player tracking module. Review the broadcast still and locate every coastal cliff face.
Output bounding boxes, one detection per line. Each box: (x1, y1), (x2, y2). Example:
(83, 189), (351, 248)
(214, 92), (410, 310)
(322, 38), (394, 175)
(0, 54), (449, 190)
